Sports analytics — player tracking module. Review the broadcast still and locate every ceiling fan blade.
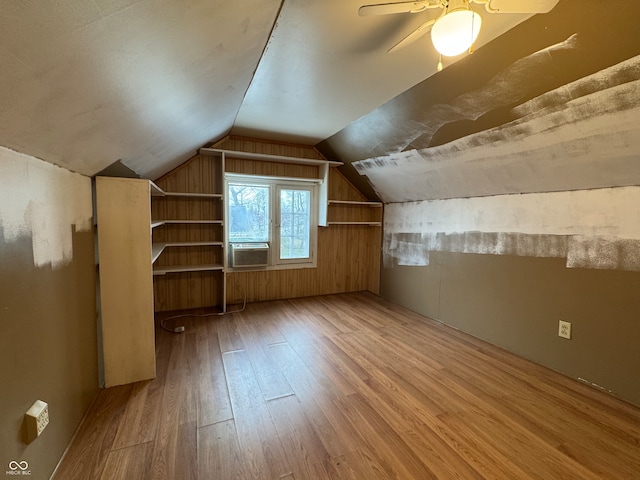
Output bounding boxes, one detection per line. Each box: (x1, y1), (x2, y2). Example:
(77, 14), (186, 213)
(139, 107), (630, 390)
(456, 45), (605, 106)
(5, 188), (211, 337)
(358, 1), (434, 17)
(387, 18), (436, 53)
(477, 0), (559, 13)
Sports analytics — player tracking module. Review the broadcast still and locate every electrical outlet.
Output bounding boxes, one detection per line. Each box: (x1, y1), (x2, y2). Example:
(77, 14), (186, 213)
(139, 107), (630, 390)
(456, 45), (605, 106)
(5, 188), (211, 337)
(558, 320), (572, 340)
(25, 400), (49, 443)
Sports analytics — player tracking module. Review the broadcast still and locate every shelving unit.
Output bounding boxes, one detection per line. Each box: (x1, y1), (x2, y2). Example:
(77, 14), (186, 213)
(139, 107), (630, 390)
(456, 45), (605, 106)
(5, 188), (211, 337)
(152, 147), (345, 312)
(151, 152), (226, 312)
(327, 199), (383, 226)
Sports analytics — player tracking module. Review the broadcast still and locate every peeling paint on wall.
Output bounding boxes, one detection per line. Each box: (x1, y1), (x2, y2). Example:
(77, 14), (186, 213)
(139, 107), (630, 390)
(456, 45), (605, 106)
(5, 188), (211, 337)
(403, 34), (580, 152)
(0, 146), (92, 268)
(384, 187), (640, 271)
(354, 55), (640, 203)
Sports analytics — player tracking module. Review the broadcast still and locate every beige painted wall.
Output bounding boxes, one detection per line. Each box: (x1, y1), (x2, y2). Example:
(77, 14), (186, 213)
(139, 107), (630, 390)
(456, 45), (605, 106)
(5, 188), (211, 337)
(381, 252), (640, 407)
(0, 149), (98, 480)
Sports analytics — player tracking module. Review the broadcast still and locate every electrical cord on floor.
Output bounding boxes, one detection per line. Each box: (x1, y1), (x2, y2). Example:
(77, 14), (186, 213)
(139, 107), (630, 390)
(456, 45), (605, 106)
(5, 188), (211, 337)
(159, 288), (247, 333)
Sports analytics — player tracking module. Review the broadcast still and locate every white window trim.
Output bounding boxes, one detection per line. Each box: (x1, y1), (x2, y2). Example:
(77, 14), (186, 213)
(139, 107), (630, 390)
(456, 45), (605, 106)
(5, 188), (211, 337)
(225, 174), (319, 272)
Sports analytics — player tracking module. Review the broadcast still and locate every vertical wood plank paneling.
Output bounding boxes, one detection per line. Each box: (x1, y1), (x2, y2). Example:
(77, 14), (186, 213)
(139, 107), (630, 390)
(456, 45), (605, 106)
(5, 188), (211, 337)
(152, 154), (225, 311)
(153, 137), (381, 311)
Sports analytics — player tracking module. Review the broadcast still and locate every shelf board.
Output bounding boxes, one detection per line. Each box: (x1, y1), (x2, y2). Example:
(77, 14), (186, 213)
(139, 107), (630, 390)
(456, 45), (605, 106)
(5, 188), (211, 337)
(160, 219), (223, 225)
(327, 222), (382, 226)
(151, 221), (165, 229)
(163, 192), (223, 199)
(150, 181), (165, 196)
(165, 241), (224, 247)
(150, 182), (222, 198)
(328, 200), (383, 207)
(152, 243), (166, 263)
(151, 242), (224, 264)
(199, 148), (343, 167)
(153, 264), (224, 275)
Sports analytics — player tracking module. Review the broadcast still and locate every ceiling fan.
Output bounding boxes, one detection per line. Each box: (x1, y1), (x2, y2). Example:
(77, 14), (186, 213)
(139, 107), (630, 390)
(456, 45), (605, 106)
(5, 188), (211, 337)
(359, 0), (559, 56)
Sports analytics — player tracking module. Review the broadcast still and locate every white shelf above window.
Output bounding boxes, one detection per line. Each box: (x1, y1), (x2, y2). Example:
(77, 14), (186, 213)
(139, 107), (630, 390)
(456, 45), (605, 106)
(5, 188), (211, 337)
(200, 148), (343, 167)
(150, 182), (222, 199)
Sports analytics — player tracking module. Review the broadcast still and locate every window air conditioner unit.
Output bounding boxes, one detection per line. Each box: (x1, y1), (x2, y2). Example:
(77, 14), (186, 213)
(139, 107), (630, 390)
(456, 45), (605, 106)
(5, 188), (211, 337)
(230, 243), (269, 268)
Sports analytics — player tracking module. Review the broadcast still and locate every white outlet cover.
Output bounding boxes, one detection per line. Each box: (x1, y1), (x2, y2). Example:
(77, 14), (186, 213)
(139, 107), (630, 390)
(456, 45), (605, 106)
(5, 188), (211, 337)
(559, 320), (572, 339)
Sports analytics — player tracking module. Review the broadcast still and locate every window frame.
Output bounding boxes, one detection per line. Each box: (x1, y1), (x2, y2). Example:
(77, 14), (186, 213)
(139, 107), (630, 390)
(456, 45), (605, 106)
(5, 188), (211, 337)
(225, 174), (319, 271)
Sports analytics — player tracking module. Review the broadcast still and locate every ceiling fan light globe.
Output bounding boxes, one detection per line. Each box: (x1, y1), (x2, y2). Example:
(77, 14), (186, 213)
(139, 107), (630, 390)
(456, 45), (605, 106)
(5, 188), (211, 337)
(431, 9), (482, 57)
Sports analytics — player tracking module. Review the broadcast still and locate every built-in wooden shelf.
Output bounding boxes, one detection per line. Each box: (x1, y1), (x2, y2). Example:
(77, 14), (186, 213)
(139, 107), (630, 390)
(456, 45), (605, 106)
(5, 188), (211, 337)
(150, 182), (222, 199)
(150, 181), (164, 196)
(327, 199), (383, 226)
(153, 263), (224, 276)
(327, 221), (382, 226)
(152, 241), (224, 264)
(200, 148), (343, 167)
(328, 200), (383, 207)
(164, 192), (223, 198)
(159, 220), (223, 225)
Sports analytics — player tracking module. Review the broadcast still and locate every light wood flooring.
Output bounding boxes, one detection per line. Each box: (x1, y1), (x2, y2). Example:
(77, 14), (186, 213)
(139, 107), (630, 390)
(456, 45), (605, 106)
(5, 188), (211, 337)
(54, 292), (640, 479)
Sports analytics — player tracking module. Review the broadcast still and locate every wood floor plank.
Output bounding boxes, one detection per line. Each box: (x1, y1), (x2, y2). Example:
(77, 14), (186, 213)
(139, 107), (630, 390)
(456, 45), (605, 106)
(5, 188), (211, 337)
(223, 349), (292, 479)
(332, 336), (485, 479)
(234, 319), (294, 401)
(329, 448), (392, 480)
(335, 392), (439, 480)
(99, 441), (154, 480)
(267, 342), (365, 459)
(197, 320), (233, 427)
(55, 292), (640, 480)
(112, 380), (161, 449)
(267, 394), (334, 479)
(175, 420), (197, 480)
(148, 333), (197, 479)
(216, 315), (245, 353)
(198, 420), (247, 480)
(53, 385), (133, 480)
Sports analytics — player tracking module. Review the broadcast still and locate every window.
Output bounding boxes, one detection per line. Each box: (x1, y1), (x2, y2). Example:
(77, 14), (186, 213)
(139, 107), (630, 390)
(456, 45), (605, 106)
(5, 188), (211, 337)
(226, 175), (318, 269)
(279, 187), (311, 261)
(228, 183), (269, 243)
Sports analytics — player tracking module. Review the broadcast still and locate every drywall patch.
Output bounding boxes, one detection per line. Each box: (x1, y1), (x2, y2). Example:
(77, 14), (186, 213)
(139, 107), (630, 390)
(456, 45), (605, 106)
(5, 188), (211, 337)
(0, 146), (92, 268)
(383, 187), (640, 271)
(384, 232), (430, 267)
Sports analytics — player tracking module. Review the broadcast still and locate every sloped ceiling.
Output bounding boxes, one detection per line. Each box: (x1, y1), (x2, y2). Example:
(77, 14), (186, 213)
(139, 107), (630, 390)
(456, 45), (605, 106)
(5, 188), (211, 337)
(0, 0), (282, 179)
(319, 0), (640, 201)
(0, 0), (537, 180)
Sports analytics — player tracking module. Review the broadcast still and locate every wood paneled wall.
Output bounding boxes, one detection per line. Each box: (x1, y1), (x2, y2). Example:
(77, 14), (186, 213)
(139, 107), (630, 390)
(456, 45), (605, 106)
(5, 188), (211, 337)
(152, 154), (225, 311)
(152, 136), (381, 311)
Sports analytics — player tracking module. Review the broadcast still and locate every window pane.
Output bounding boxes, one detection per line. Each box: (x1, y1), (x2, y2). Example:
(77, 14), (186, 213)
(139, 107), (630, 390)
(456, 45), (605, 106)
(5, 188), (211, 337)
(280, 188), (310, 259)
(228, 183), (269, 242)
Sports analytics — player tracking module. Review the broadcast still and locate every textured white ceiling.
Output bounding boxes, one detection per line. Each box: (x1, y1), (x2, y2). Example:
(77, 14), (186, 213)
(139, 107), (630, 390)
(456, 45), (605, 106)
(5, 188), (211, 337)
(0, 0), (281, 179)
(0, 0), (534, 179)
(234, 0), (533, 143)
